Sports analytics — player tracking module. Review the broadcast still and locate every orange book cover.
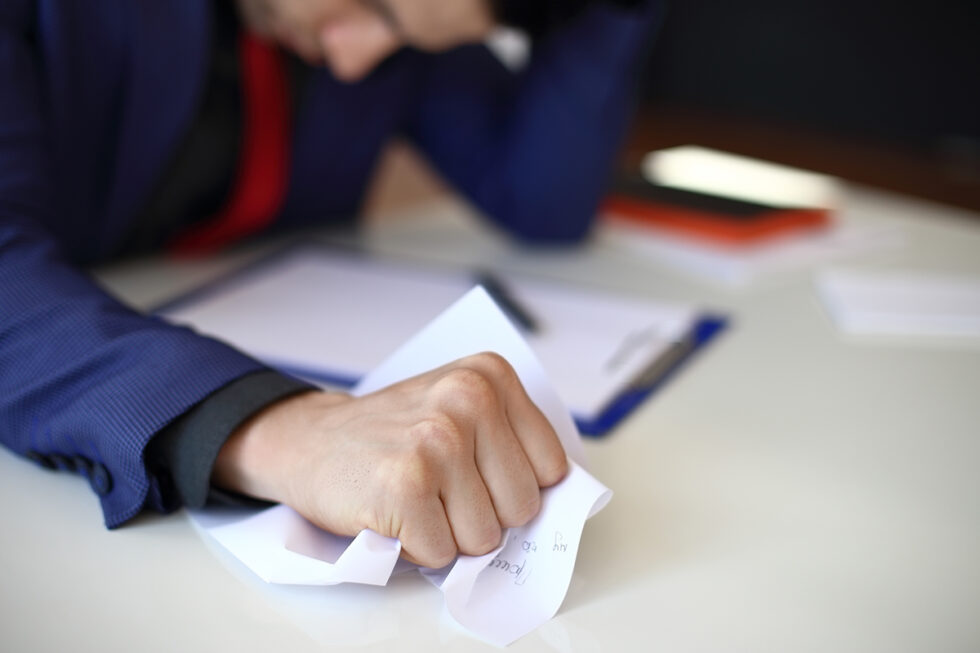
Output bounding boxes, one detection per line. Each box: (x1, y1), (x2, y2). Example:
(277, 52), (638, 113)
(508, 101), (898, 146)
(604, 178), (831, 245)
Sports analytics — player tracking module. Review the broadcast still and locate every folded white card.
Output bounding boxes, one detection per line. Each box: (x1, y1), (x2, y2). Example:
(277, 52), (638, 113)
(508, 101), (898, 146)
(190, 287), (612, 646)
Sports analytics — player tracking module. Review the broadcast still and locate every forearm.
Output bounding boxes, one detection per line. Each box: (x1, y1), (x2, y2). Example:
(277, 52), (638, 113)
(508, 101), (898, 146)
(2, 9), (255, 526)
(146, 370), (317, 509)
(406, 0), (664, 243)
(0, 213), (269, 526)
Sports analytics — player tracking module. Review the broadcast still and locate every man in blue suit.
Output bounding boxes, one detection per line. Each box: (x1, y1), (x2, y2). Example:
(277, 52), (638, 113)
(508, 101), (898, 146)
(0, 0), (658, 567)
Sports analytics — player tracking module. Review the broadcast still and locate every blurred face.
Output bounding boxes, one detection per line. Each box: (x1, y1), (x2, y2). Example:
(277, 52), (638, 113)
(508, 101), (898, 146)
(236, 0), (495, 81)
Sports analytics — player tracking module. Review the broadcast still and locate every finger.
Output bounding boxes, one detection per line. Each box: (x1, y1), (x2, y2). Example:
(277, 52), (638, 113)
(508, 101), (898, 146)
(504, 388), (568, 488)
(441, 456), (504, 556)
(472, 410), (542, 528)
(422, 356), (545, 526)
(396, 493), (457, 569)
(467, 353), (568, 488)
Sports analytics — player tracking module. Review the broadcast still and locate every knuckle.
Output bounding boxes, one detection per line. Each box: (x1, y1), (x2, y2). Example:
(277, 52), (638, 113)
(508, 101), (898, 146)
(469, 351), (520, 389)
(409, 417), (467, 461)
(425, 550), (456, 569)
(424, 543), (458, 570)
(500, 491), (541, 528)
(461, 522), (503, 557)
(468, 351), (514, 378)
(384, 453), (437, 504)
(434, 367), (498, 414)
(536, 455), (569, 488)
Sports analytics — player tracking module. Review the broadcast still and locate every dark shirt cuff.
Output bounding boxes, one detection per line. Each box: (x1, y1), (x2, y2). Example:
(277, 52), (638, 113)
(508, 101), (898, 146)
(145, 370), (316, 509)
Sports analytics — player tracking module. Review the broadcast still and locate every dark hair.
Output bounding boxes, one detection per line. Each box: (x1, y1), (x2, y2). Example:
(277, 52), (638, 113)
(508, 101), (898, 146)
(493, 0), (646, 37)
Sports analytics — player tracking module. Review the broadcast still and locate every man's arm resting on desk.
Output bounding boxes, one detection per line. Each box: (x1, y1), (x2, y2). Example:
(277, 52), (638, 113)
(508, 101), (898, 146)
(0, 7), (275, 527)
(144, 370), (315, 510)
(404, 0), (662, 243)
(211, 352), (569, 569)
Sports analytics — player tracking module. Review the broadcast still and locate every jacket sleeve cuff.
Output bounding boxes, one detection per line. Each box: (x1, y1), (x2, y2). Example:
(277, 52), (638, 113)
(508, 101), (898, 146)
(144, 370), (316, 509)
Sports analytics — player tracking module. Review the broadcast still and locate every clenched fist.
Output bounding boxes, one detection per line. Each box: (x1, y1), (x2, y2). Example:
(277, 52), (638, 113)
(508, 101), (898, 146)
(213, 352), (568, 567)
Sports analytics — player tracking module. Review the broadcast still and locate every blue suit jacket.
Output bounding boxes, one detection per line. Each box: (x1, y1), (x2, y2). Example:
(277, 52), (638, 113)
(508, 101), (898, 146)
(0, 0), (660, 527)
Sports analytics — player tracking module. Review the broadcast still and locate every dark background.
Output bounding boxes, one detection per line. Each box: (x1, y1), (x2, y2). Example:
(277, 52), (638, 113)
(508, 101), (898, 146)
(626, 0), (980, 212)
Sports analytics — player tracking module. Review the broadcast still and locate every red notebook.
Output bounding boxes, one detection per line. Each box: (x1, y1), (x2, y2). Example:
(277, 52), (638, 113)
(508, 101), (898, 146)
(604, 176), (831, 246)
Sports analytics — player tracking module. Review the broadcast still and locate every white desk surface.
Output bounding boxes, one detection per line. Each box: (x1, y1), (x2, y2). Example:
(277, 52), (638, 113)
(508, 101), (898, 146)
(3, 185), (979, 652)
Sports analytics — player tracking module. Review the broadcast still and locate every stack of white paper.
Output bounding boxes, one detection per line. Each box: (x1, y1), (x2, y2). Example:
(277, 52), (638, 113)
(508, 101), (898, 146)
(816, 269), (980, 337)
(190, 288), (613, 646)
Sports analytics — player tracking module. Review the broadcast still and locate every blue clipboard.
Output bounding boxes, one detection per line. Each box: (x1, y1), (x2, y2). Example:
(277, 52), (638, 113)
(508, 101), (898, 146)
(155, 244), (729, 438)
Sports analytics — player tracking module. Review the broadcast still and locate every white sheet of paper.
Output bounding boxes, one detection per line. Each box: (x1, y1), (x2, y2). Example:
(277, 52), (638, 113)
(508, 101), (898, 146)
(162, 250), (694, 421)
(816, 269), (980, 337)
(204, 505), (401, 586)
(425, 462), (611, 647)
(190, 287), (611, 645)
